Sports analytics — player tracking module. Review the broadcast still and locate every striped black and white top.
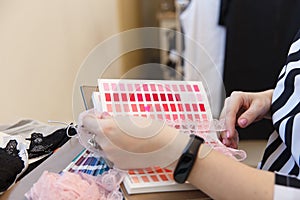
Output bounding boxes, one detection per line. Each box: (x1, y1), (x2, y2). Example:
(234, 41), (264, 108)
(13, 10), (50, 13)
(257, 29), (300, 198)
(259, 29), (300, 176)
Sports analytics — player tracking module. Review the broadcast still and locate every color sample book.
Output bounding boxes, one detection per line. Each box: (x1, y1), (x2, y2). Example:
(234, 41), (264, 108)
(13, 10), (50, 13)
(90, 79), (213, 194)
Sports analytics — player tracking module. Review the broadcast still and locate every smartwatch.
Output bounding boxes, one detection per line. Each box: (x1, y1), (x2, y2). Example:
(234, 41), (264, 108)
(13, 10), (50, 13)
(173, 134), (204, 184)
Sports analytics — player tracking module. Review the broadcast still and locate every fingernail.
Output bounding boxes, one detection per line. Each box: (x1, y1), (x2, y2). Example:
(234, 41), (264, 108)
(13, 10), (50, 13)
(101, 112), (111, 118)
(226, 131), (230, 138)
(239, 118), (247, 126)
(222, 138), (227, 145)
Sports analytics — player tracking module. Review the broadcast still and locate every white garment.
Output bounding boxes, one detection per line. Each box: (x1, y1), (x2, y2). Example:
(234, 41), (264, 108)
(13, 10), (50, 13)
(0, 119), (64, 139)
(180, 0), (226, 117)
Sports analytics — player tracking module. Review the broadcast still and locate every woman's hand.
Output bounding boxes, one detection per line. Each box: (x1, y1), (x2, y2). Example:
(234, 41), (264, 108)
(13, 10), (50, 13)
(77, 110), (189, 170)
(219, 89), (273, 148)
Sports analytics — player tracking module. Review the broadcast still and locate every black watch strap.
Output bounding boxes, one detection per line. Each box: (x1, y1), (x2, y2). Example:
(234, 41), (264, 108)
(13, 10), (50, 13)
(173, 134), (204, 184)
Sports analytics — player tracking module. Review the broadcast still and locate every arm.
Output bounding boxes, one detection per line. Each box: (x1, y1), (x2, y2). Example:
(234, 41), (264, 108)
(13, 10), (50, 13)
(188, 146), (274, 200)
(78, 112), (275, 200)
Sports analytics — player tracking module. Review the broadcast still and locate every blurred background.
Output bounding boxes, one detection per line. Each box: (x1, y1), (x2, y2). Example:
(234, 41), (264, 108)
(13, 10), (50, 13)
(1, 0), (300, 142)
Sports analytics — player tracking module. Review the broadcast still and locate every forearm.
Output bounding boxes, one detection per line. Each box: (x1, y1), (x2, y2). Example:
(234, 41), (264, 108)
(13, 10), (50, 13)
(188, 147), (274, 200)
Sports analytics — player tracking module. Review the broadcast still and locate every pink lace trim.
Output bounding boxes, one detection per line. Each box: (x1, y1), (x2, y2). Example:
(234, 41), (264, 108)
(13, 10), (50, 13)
(167, 119), (247, 161)
(25, 169), (126, 200)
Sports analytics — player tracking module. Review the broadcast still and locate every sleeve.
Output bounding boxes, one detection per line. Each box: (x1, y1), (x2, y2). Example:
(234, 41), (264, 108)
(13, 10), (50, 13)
(274, 172), (300, 199)
(271, 29), (300, 167)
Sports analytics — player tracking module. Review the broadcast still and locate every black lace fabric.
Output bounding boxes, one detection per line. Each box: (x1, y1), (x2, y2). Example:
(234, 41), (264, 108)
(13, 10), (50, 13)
(0, 140), (25, 193)
(0, 125), (77, 194)
(26, 126), (77, 159)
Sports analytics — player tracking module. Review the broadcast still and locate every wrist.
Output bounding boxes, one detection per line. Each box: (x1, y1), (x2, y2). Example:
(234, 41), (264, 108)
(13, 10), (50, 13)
(173, 135), (205, 183)
(263, 89), (274, 119)
(197, 143), (213, 159)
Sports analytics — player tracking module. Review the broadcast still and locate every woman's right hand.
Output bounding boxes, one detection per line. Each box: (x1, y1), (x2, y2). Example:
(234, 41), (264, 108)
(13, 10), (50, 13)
(219, 89), (273, 148)
(77, 109), (190, 170)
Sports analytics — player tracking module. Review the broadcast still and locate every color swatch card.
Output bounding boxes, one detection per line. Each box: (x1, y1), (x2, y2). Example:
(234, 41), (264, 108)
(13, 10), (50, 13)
(92, 91), (102, 112)
(123, 166), (196, 194)
(95, 79), (213, 129)
(63, 149), (110, 176)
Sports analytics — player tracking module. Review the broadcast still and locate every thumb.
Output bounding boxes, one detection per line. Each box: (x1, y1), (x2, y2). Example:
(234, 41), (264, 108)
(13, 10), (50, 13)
(82, 114), (103, 133)
(237, 108), (259, 128)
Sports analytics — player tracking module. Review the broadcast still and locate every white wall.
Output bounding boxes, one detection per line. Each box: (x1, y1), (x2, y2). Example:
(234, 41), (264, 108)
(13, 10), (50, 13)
(0, 0), (120, 124)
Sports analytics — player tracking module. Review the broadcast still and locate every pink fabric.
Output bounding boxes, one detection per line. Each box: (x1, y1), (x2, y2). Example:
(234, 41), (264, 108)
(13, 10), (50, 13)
(25, 170), (124, 200)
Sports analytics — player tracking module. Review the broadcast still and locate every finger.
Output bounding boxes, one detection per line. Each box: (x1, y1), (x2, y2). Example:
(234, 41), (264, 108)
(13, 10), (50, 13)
(229, 130), (239, 149)
(222, 95), (243, 138)
(230, 134), (239, 149)
(218, 130), (227, 141)
(82, 114), (103, 133)
(100, 112), (112, 119)
(222, 136), (238, 148)
(219, 128), (239, 148)
(237, 102), (264, 128)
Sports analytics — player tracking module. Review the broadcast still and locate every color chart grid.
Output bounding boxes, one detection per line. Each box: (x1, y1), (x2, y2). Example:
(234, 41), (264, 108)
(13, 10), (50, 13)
(123, 166), (196, 194)
(95, 79), (213, 127)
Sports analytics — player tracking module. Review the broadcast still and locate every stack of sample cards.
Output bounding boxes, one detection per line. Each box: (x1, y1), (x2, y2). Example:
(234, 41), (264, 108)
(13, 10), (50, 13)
(63, 149), (109, 176)
(90, 79), (213, 194)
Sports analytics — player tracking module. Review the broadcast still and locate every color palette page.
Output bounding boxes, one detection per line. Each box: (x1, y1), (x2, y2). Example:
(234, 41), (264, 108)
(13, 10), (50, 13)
(97, 79), (213, 128)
